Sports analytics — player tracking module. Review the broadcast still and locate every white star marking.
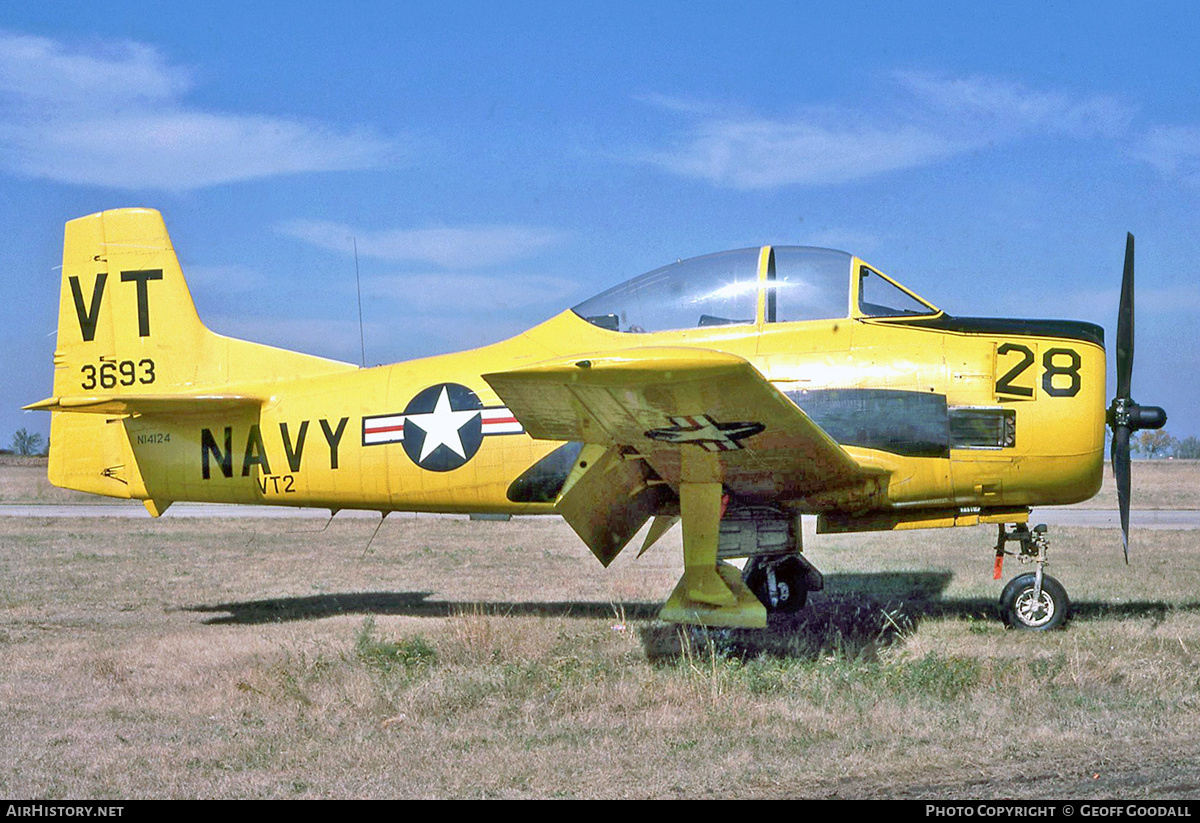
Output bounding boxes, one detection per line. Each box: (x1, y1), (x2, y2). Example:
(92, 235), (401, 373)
(405, 387), (481, 462)
(660, 418), (728, 444)
(645, 415), (763, 451)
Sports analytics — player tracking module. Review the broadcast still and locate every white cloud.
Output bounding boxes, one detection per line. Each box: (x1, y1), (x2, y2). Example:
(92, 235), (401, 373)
(634, 73), (1133, 189)
(277, 219), (566, 269)
(630, 92), (724, 116)
(1134, 126), (1200, 186)
(0, 32), (187, 110)
(641, 118), (957, 188)
(895, 72), (1132, 138)
(0, 30), (399, 191)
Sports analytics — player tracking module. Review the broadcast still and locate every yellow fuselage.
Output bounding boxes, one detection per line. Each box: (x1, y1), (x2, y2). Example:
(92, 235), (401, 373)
(116, 306), (1105, 518)
(38, 211), (1106, 526)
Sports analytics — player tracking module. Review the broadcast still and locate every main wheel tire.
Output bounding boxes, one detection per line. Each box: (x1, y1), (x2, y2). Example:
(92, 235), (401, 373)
(744, 556), (808, 614)
(999, 572), (1070, 631)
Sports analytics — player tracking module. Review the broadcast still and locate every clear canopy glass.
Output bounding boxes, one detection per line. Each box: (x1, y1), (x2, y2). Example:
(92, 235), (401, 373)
(767, 247), (855, 323)
(573, 248), (761, 333)
(572, 246), (935, 333)
(858, 267), (937, 317)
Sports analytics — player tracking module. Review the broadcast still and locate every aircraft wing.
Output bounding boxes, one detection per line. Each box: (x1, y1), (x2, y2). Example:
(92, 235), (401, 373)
(485, 347), (877, 495)
(484, 347), (885, 561)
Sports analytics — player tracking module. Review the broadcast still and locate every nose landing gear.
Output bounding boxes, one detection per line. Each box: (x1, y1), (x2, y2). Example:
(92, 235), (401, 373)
(994, 523), (1071, 630)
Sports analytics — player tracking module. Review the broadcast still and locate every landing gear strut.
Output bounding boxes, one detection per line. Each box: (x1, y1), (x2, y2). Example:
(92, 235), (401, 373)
(658, 480), (824, 628)
(994, 523), (1071, 630)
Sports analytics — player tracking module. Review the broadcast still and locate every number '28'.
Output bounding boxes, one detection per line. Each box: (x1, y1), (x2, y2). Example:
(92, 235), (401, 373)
(995, 344), (1081, 398)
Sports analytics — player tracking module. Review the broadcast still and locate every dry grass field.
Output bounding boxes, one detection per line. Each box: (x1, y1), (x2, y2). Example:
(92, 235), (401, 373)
(2, 457), (1199, 799)
(1073, 458), (1200, 509)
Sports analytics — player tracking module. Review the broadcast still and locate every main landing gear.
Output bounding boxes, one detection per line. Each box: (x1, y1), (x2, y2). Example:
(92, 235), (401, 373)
(994, 523), (1071, 631)
(726, 505), (824, 621)
(659, 484), (823, 628)
(743, 553), (823, 616)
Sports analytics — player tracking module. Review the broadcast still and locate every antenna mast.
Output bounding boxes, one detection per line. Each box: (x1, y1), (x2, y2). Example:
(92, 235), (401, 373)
(354, 237), (366, 368)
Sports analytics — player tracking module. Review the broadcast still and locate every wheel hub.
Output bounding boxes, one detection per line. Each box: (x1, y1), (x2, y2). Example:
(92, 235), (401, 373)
(773, 579), (790, 608)
(1015, 589), (1055, 628)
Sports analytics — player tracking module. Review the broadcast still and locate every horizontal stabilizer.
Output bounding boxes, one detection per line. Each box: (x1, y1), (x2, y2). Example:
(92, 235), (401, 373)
(25, 393), (261, 416)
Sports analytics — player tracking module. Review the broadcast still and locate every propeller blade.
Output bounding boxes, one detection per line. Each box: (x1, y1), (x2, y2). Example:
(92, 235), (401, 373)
(1107, 233), (1168, 562)
(1112, 425), (1131, 564)
(1115, 233), (1135, 400)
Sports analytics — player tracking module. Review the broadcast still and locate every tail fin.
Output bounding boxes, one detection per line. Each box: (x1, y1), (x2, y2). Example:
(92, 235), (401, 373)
(29, 208), (355, 498)
(47, 208), (206, 399)
(47, 208), (352, 396)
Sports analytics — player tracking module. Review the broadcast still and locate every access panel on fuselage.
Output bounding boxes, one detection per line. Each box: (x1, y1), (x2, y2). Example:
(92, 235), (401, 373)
(942, 326), (1106, 507)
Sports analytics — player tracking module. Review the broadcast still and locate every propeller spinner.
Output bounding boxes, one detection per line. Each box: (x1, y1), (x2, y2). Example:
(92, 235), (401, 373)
(1106, 233), (1167, 563)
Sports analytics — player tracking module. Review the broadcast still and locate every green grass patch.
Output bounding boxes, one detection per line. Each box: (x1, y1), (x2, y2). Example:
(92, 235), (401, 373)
(353, 616), (437, 675)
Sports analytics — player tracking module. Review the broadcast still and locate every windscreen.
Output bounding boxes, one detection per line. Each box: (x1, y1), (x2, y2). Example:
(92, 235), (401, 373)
(858, 267), (937, 317)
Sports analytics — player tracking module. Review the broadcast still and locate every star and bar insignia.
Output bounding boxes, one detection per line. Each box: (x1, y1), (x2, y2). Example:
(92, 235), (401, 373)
(644, 415), (765, 452)
(361, 382), (523, 472)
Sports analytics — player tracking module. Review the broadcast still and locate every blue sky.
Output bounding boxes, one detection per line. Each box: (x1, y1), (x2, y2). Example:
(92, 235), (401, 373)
(2, 1), (1198, 445)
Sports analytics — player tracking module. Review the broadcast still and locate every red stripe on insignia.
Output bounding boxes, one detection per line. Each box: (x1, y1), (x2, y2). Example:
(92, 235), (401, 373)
(481, 407), (523, 434)
(365, 424), (405, 434)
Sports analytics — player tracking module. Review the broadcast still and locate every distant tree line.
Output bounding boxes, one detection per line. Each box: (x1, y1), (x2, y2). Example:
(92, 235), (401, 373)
(1133, 430), (1199, 459)
(7, 428), (47, 456)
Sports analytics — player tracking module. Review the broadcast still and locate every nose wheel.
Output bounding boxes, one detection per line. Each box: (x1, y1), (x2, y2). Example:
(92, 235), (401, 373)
(994, 523), (1071, 630)
(1000, 572), (1070, 630)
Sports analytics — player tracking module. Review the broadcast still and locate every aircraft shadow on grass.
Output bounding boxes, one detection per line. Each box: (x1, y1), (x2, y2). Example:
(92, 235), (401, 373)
(185, 571), (1200, 661)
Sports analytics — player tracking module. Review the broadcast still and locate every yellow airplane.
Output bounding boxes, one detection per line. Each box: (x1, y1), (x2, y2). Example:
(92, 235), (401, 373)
(27, 208), (1166, 631)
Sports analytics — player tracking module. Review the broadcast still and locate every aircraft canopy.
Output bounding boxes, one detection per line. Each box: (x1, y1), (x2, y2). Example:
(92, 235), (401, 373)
(573, 246), (938, 334)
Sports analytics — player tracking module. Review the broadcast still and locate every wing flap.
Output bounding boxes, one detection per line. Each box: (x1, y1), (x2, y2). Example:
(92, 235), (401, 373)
(554, 444), (672, 566)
